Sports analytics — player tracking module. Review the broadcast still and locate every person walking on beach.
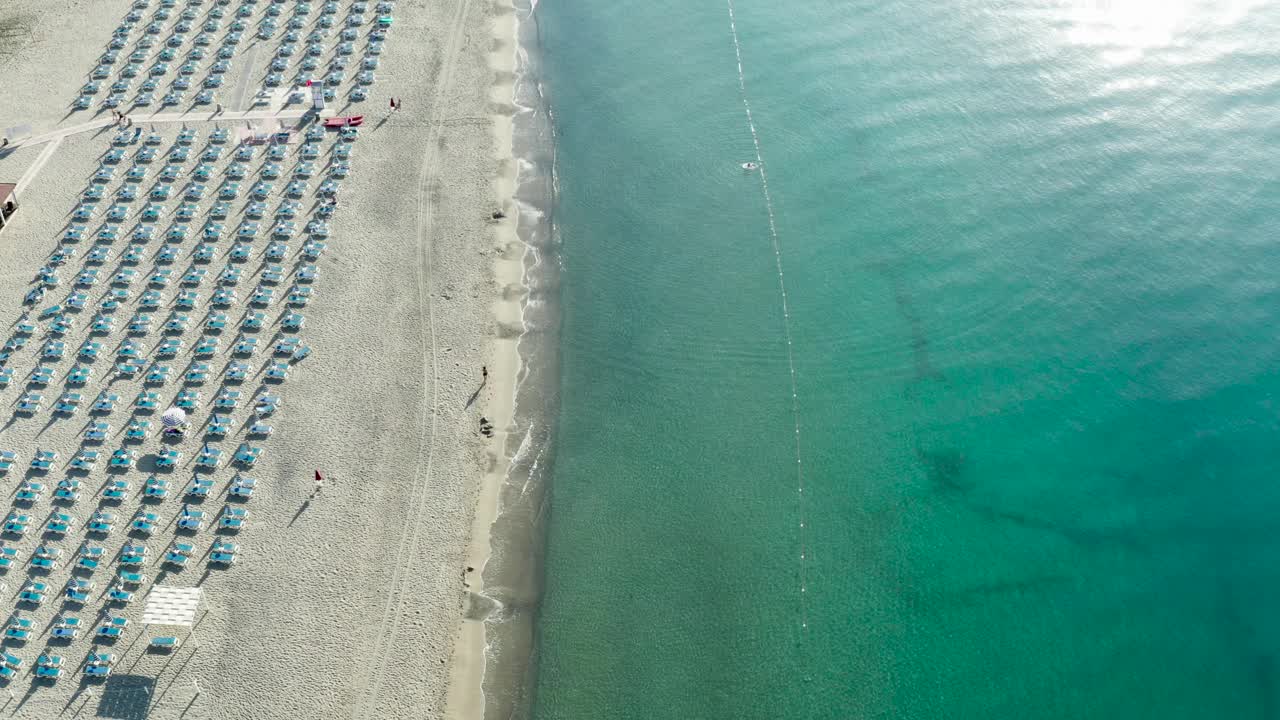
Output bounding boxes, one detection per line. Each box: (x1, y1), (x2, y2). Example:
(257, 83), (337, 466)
(313, 469), (324, 497)
(482, 366), (488, 384)
(389, 97), (395, 112)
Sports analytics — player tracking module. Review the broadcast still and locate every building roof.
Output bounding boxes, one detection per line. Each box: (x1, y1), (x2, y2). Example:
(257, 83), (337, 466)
(0, 183), (15, 203)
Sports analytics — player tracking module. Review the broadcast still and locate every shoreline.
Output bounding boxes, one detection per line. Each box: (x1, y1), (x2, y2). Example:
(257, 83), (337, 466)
(445, 0), (524, 717)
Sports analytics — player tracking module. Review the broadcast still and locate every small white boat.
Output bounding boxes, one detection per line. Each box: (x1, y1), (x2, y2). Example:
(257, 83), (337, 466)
(741, 161), (759, 171)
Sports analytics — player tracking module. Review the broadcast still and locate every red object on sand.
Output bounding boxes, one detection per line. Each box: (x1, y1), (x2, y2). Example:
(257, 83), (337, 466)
(323, 115), (365, 128)
(314, 470), (323, 482)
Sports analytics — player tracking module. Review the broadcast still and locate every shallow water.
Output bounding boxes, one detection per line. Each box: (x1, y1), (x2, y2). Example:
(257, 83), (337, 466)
(532, 1), (1280, 717)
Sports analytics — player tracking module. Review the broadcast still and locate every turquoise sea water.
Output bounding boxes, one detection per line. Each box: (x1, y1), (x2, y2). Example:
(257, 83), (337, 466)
(528, 1), (1280, 717)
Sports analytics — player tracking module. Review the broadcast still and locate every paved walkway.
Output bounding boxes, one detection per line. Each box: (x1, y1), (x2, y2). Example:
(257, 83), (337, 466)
(8, 103), (329, 196)
(14, 137), (63, 197)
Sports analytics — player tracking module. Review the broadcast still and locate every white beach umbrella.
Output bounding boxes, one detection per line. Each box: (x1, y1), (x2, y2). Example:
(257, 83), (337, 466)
(161, 407), (188, 428)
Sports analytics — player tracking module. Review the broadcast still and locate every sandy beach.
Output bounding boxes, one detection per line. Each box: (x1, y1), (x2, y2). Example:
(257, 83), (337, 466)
(0, 0), (517, 715)
(441, 0), (523, 713)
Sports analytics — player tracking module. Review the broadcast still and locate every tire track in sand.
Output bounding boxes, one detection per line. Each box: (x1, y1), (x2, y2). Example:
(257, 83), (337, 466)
(349, 0), (475, 715)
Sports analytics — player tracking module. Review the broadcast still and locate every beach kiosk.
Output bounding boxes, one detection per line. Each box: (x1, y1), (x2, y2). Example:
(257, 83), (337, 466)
(142, 586), (202, 650)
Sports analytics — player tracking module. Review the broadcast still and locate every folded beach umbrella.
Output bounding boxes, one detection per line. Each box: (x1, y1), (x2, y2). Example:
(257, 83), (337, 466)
(161, 407), (187, 428)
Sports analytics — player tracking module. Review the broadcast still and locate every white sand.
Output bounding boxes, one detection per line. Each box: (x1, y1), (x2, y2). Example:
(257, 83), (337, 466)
(0, 0), (515, 716)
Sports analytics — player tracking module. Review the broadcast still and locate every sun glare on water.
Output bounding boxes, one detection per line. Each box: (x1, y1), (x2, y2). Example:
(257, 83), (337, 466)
(1059, 0), (1258, 63)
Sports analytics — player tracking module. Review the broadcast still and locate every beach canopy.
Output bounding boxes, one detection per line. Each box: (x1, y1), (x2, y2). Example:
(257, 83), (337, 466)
(161, 407), (187, 427)
(142, 586), (202, 627)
